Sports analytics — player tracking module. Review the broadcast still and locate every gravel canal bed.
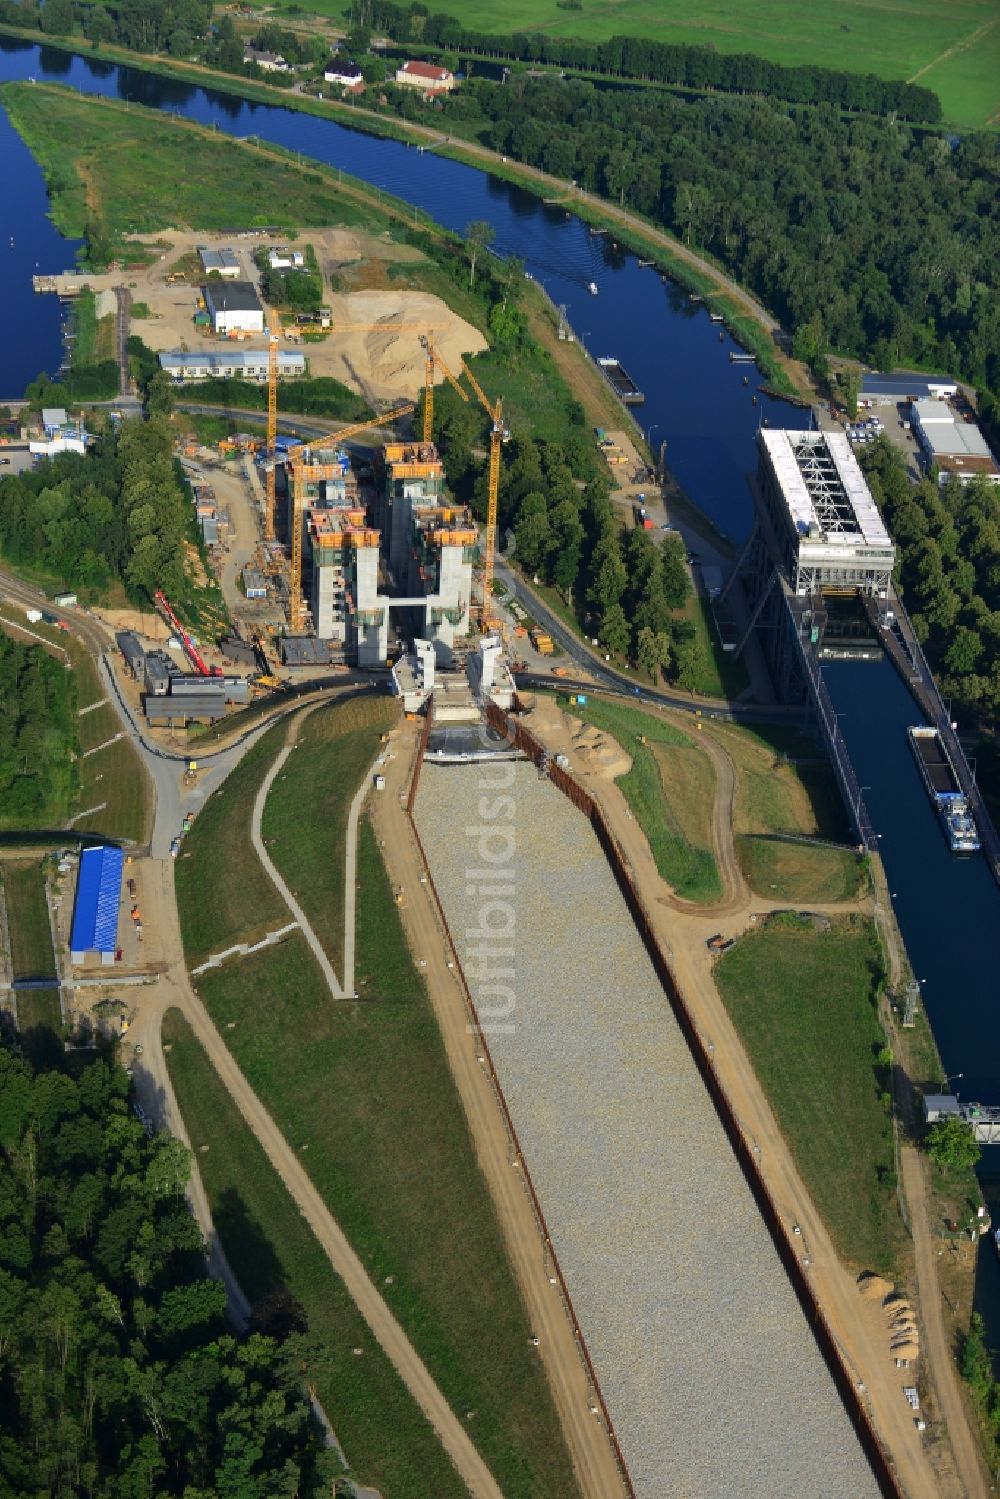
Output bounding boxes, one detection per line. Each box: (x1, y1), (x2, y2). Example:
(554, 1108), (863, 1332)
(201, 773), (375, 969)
(416, 761), (880, 1499)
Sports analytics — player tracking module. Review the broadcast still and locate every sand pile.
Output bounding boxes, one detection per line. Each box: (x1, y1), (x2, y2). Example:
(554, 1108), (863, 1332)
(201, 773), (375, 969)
(570, 723), (632, 779)
(857, 1272), (893, 1302)
(326, 290), (486, 399)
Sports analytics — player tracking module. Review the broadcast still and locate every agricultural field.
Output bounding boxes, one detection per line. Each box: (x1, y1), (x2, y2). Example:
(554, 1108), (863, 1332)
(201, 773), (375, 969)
(715, 917), (900, 1271)
(308, 0), (999, 126)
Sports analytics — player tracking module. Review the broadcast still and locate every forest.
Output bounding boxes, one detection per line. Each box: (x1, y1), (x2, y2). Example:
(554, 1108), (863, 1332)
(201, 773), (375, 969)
(0, 1043), (336, 1496)
(390, 76), (1000, 446)
(0, 415), (191, 599)
(357, 1), (941, 121)
(861, 442), (1000, 732)
(0, 636), (78, 824)
(430, 376), (698, 685)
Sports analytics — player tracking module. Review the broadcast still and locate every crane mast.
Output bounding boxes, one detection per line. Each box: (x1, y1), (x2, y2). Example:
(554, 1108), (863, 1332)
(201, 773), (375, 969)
(265, 308), (280, 541)
(285, 403), (414, 633)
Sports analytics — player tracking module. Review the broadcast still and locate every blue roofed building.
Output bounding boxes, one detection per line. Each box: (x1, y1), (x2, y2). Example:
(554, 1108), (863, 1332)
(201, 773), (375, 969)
(70, 845), (124, 965)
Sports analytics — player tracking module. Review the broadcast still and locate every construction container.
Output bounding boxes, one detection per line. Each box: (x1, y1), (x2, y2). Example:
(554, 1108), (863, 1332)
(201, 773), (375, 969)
(530, 629), (555, 655)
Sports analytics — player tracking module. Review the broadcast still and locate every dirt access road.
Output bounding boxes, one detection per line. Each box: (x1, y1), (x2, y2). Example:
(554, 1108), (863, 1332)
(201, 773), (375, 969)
(524, 694), (973, 1499)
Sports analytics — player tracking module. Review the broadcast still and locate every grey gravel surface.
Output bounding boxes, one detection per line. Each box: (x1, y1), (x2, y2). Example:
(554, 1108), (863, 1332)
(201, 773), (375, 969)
(417, 762), (880, 1499)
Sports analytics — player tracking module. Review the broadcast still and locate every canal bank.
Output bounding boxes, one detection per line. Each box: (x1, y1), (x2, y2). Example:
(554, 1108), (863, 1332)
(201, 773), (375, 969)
(2, 28), (1000, 1367)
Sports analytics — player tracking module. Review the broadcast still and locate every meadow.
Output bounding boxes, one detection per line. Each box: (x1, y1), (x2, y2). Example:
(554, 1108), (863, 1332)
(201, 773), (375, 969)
(309, 0), (998, 126)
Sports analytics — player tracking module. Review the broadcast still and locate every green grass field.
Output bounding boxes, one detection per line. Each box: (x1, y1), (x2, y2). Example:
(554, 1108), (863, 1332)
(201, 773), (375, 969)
(715, 918), (899, 1271)
(555, 693), (722, 902)
(736, 836), (865, 904)
(187, 819), (579, 1496)
(308, 0), (999, 126)
(175, 721), (287, 963)
(70, 646), (150, 844)
(2, 862), (56, 980)
(0, 83), (403, 247)
(15, 989), (63, 1035)
(160, 1007), (468, 1499)
(261, 697), (398, 975)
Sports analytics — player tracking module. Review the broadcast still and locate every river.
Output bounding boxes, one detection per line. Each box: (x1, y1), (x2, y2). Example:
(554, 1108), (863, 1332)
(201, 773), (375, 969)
(1, 36), (998, 1323)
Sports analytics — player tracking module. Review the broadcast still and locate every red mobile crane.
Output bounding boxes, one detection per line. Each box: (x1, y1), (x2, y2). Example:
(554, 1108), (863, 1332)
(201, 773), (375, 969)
(153, 590), (223, 676)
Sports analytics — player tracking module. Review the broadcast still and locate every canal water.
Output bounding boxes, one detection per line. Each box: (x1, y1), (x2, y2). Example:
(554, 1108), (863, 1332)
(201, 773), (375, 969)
(1, 38), (997, 1316)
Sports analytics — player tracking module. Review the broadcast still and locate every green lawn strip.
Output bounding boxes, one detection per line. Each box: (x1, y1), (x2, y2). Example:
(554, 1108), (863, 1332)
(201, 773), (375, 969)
(681, 592), (750, 699)
(175, 722), (288, 963)
(15, 989), (63, 1035)
(160, 1007), (467, 1499)
(2, 862), (56, 980)
(193, 855), (579, 1497)
(75, 736), (150, 845)
(262, 697), (398, 976)
(555, 692), (722, 902)
(715, 919), (899, 1272)
(736, 836), (865, 904)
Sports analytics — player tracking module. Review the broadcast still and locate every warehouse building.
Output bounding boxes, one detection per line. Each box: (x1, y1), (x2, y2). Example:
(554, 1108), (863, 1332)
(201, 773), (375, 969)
(159, 350), (305, 382)
(198, 246), (241, 280)
(910, 400), (1000, 486)
(757, 429), (895, 598)
(70, 844), (124, 966)
(860, 372), (958, 406)
(116, 630), (145, 679)
(203, 282), (265, 336)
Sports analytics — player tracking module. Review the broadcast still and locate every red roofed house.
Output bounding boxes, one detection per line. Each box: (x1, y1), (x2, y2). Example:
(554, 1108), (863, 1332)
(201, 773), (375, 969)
(395, 59), (456, 93)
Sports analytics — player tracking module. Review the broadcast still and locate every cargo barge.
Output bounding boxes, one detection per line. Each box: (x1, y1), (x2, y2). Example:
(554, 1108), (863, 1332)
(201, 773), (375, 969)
(597, 357), (644, 405)
(907, 725), (980, 853)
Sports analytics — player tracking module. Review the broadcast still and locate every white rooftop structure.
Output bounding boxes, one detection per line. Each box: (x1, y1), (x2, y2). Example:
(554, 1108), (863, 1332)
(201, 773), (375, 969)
(910, 401), (999, 485)
(158, 349), (305, 381)
(758, 429), (895, 597)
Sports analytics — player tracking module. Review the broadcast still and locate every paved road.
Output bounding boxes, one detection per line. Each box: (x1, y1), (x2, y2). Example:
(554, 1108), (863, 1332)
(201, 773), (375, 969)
(499, 562), (796, 724)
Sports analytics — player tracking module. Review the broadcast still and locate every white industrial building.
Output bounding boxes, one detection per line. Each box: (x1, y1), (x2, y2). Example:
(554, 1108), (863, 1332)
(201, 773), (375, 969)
(198, 246), (241, 280)
(267, 246), (306, 270)
(757, 429), (895, 598)
(159, 350), (305, 382)
(910, 400), (999, 486)
(203, 281), (265, 336)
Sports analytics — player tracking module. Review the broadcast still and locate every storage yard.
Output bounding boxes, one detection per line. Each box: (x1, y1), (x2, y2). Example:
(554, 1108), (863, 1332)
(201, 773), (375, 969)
(415, 761), (881, 1498)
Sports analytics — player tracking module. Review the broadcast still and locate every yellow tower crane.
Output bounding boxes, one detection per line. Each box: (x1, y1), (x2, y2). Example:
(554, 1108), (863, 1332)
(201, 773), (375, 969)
(422, 344), (507, 631)
(264, 308), (281, 541)
(285, 403), (415, 633)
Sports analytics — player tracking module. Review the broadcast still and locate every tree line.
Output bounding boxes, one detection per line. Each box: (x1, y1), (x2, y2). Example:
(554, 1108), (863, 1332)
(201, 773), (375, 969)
(0, 636), (78, 824)
(384, 75), (1000, 448)
(860, 440), (1000, 788)
(429, 379), (701, 686)
(0, 415), (191, 600)
(355, 0), (941, 121)
(0, 1042), (337, 1495)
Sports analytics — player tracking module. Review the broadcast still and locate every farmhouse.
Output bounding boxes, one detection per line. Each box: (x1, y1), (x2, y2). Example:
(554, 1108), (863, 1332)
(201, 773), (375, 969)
(395, 60), (456, 93)
(324, 58), (365, 91)
(243, 47), (290, 72)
